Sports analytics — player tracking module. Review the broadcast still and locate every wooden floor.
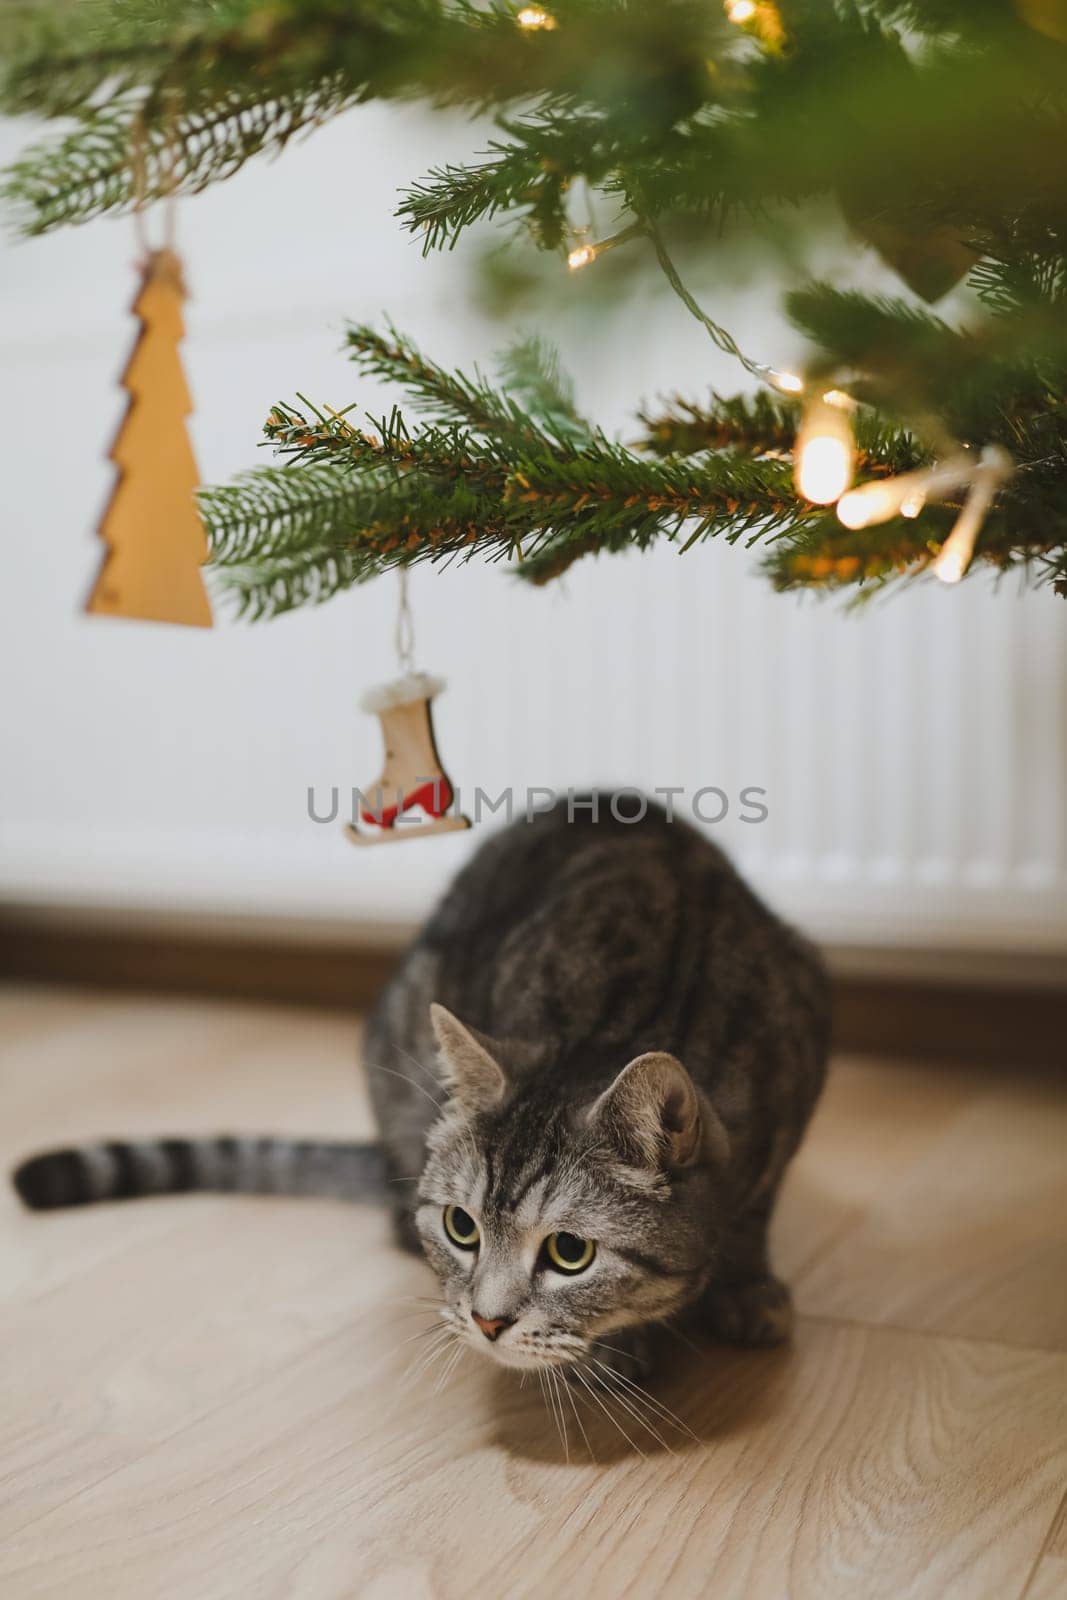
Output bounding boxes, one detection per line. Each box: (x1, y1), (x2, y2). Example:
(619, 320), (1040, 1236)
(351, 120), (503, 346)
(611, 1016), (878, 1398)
(1, 987), (1064, 1599)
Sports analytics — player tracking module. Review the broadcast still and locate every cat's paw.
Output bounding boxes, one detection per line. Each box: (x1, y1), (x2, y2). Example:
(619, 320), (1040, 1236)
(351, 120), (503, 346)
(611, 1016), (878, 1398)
(699, 1275), (794, 1348)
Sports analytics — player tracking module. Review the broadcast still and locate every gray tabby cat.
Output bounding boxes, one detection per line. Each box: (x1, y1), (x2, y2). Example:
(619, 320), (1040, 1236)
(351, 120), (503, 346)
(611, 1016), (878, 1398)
(13, 799), (829, 1383)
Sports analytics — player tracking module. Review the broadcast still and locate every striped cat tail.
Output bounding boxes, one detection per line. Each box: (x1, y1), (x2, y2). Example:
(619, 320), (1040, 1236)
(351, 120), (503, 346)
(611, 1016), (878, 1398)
(12, 1136), (387, 1211)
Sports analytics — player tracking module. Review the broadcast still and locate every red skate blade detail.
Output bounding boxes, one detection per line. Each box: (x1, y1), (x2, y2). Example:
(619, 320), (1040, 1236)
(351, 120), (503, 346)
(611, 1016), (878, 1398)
(360, 777), (454, 829)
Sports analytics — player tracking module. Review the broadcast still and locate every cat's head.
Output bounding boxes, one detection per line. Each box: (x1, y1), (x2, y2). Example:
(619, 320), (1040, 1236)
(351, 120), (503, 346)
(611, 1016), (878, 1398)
(415, 1004), (730, 1370)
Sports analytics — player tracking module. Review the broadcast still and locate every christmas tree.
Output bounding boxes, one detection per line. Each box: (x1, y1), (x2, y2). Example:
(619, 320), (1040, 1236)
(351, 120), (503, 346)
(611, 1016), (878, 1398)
(4, 0), (1066, 613)
(86, 247), (213, 627)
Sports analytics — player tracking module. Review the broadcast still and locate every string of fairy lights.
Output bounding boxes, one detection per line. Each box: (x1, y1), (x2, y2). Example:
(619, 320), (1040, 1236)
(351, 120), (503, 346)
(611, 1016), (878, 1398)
(514, 0), (1014, 584)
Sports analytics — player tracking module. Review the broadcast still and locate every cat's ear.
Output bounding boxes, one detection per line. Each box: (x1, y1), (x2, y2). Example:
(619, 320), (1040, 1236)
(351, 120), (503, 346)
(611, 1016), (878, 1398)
(587, 1052), (725, 1170)
(430, 1004), (507, 1112)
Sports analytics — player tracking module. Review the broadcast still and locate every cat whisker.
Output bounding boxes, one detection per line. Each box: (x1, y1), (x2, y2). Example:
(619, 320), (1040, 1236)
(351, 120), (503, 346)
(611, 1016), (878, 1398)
(412, 1341), (457, 1391)
(406, 1340), (456, 1393)
(432, 1342), (464, 1395)
(368, 1061), (445, 1113)
(570, 1366), (647, 1459)
(589, 1349), (698, 1441)
(396, 1319), (451, 1350)
(402, 1326), (456, 1389)
(663, 1322), (703, 1357)
(549, 1367), (571, 1463)
(538, 1370), (567, 1460)
(536, 1371), (551, 1442)
(587, 1362), (673, 1454)
(588, 1339), (646, 1361)
(403, 1320), (452, 1359)
(394, 1045), (445, 1094)
(391, 1307), (449, 1330)
(552, 1377), (570, 1461)
(587, 1360), (679, 1452)
(608, 1378), (696, 1445)
(558, 1367), (595, 1461)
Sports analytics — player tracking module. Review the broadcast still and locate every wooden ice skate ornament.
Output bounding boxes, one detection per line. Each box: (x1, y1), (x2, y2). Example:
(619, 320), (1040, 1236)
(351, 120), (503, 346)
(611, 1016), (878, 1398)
(346, 672), (470, 846)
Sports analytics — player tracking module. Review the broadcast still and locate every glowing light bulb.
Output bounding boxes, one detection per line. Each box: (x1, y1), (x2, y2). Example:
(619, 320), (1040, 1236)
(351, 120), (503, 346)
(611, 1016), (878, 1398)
(932, 500), (980, 585)
(516, 6), (556, 28)
(567, 242), (597, 271)
(795, 396), (854, 505)
(726, 0), (757, 22)
(836, 486), (884, 530)
(933, 546), (966, 584)
(838, 476), (925, 530)
(769, 369), (804, 394)
(932, 446), (1012, 585)
(821, 388), (853, 410)
(797, 436), (852, 504)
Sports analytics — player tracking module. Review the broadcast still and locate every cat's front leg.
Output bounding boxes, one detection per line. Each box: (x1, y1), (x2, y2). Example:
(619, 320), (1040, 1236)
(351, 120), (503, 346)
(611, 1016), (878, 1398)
(694, 1273), (794, 1348)
(692, 1193), (795, 1347)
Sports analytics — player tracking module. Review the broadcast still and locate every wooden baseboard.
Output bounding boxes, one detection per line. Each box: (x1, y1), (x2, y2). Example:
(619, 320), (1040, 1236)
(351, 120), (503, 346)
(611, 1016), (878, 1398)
(0, 910), (1063, 1068)
(0, 915), (399, 1013)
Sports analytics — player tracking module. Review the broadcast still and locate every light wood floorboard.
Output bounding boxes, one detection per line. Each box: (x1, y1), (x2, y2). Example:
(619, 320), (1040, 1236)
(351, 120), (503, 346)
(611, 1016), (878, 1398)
(1, 986), (1064, 1599)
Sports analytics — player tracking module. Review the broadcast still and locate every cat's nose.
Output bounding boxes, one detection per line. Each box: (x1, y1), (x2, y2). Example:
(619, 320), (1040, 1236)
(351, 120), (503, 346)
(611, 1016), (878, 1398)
(471, 1310), (515, 1342)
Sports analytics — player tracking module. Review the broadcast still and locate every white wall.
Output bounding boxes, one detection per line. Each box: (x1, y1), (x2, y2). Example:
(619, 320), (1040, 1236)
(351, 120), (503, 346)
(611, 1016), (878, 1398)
(2, 107), (1065, 958)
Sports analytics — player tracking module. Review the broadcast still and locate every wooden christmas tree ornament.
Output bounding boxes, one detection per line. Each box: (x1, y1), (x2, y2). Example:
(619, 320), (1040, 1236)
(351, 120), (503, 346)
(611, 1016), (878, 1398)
(86, 247), (212, 627)
(346, 672), (471, 846)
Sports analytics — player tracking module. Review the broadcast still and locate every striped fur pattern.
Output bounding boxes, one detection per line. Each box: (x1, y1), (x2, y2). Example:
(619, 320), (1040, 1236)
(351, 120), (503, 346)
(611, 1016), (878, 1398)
(13, 1137), (384, 1210)
(12, 798), (829, 1384)
(366, 798), (830, 1376)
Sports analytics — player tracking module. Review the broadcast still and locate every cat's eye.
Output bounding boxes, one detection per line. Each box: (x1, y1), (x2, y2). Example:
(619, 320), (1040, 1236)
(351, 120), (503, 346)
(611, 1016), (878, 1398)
(443, 1204), (480, 1250)
(543, 1232), (596, 1274)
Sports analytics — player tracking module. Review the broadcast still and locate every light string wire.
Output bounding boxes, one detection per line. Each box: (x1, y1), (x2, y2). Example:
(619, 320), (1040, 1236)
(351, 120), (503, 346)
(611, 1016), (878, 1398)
(641, 213), (770, 383)
(581, 208), (1013, 575)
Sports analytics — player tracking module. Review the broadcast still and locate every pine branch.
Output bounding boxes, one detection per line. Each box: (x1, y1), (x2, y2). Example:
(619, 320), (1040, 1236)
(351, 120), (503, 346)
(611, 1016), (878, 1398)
(2, 0), (725, 234)
(344, 323), (581, 445)
(398, 140), (564, 255)
(786, 281), (1067, 443)
(638, 391), (801, 457)
(3, 0), (723, 119)
(496, 334), (591, 444)
(211, 550), (361, 621)
(969, 246), (1067, 318)
(203, 315), (1067, 608)
(208, 482), (512, 620)
(637, 389), (926, 478)
(1, 83), (355, 234)
(785, 285), (959, 379)
(204, 360), (819, 614)
(263, 400), (514, 493)
(199, 462), (386, 565)
(397, 111), (625, 253)
(8, 4), (1067, 605)
(763, 495), (1067, 594)
(262, 395), (804, 529)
